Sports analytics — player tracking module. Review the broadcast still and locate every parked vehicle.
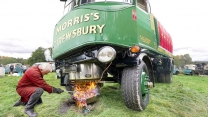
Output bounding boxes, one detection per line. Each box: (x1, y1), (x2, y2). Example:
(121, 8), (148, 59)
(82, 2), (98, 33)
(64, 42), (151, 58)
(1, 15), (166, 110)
(173, 65), (179, 75)
(0, 67), (5, 76)
(183, 64), (199, 75)
(22, 65), (28, 73)
(195, 62), (208, 75)
(52, 0), (174, 111)
(5, 63), (23, 74)
(204, 64), (208, 75)
(4, 65), (10, 74)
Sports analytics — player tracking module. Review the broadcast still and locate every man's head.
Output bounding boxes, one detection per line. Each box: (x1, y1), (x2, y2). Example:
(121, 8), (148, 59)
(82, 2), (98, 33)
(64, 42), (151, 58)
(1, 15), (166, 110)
(38, 63), (52, 75)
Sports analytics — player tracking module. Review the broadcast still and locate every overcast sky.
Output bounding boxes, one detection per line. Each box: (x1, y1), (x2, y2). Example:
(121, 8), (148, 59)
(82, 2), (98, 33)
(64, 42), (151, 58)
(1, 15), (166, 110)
(0, 0), (207, 61)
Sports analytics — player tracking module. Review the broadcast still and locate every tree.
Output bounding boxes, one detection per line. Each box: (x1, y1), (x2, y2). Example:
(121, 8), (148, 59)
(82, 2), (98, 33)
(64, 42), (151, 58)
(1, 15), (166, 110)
(27, 47), (46, 66)
(184, 54), (192, 64)
(0, 56), (16, 65)
(173, 54), (193, 68)
(0, 56), (27, 65)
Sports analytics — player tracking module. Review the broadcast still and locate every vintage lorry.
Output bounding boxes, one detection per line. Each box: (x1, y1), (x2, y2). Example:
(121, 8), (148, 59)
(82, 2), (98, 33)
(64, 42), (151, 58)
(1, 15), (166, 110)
(173, 65), (179, 75)
(203, 64), (208, 75)
(52, 0), (173, 112)
(183, 64), (197, 75)
(183, 64), (204, 75)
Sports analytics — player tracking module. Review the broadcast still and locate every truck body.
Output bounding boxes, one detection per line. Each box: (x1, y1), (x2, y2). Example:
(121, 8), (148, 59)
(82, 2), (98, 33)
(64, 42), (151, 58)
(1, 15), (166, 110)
(183, 64), (196, 75)
(203, 64), (208, 75)
(53, 0), (173, 111)
(183, 64), (204, 75)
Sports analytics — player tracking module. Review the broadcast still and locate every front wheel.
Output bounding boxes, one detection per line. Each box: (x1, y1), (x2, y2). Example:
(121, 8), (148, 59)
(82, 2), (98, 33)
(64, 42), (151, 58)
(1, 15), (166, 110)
(121, 61), (150, 111)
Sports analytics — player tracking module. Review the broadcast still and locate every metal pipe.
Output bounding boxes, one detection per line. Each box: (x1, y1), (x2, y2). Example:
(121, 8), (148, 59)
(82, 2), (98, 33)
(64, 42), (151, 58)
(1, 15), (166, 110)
(66, 90), (74, 93)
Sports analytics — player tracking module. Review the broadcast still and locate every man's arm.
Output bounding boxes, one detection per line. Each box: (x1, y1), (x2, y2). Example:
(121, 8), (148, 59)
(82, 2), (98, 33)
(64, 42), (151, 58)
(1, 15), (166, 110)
(29, 73), (53, 93)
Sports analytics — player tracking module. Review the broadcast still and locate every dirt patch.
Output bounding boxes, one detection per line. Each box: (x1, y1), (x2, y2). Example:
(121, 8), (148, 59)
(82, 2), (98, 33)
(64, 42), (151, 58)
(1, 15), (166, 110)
(58, 99), (97, 115)
(58, 99), (76, 114)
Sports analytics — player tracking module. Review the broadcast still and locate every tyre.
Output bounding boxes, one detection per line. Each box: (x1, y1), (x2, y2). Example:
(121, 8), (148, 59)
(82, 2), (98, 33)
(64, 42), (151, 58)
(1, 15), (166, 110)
(157, 72), (172, 83)
(165, 73), (172, 83)
(158, 73), (165, 83)
(157, 61), (173, 83)
(175, 71), (179, 75)
(121, 61), (150, 111)
(165, 62), (173, 83)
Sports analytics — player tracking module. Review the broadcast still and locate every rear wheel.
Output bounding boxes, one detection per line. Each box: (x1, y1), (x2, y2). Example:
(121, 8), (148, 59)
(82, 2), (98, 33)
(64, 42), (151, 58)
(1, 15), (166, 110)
(157, 72), (172, 83)
(121, 61), (150, 111)
(158, 73), (165, 83)
(175, 71), (179, 75)
(164, 61), (173, 83)
(157, 61), (173, 83)
(165, 73), (172, 83)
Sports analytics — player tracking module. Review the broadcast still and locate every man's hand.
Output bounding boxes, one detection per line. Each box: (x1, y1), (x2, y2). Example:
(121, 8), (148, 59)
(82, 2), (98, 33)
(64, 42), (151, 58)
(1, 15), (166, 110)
(52, 87), (64, 94)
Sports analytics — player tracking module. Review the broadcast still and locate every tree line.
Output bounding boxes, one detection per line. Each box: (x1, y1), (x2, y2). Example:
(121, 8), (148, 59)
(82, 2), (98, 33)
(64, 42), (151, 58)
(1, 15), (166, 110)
(173, 54), (193, 68)
(0, 46), (193, 68)
(0, 47), (51, 66)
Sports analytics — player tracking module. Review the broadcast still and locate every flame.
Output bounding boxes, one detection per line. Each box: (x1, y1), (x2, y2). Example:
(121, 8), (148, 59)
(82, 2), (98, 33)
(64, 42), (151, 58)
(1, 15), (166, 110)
(73, 82), (98, 108)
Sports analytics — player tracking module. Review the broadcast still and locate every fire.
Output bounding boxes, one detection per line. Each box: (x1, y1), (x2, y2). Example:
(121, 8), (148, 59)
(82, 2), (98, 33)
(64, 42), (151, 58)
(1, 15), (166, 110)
(72, 82), (99, 108)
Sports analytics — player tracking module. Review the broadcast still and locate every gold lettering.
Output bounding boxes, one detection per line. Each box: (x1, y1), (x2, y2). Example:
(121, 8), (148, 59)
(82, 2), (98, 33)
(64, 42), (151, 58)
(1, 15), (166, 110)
(56, 25), (62, 35)
(54, 24), (106, 47)
(140, 35), (151, 44)
(89, 25), (96, 34)
(65, 32), (72, 40)
(84, 14), (90, 22)
(93, 13), (99, 21)
(82, 26), (89, 35)
(62, 22), (67, 31)
(74, 17), (80, 25)
(62, 34), (66, 42)
(97, 24), (105, 33)
(68, 19), (73, 28)
(77, 28), (82, 36)
(80, 15), (83, 23)
(72, 29), (77, 38)
(58, 37), (62, 45)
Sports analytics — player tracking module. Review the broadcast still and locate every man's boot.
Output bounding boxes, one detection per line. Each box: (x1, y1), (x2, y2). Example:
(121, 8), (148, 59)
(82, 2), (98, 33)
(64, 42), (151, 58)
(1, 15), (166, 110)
(13, 99), (27, 107)
(24, 88), (44, 117)
(24, 109), (37, 117)
(36, 98), (42, 105)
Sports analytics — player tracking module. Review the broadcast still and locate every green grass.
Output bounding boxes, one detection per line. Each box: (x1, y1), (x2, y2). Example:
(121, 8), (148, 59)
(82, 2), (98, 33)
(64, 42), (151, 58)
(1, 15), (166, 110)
(0, 73), (208, 117)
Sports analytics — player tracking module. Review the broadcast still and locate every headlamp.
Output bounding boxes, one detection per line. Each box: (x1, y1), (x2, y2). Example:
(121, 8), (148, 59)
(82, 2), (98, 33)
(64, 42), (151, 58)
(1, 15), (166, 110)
(97, 46), (116, 63)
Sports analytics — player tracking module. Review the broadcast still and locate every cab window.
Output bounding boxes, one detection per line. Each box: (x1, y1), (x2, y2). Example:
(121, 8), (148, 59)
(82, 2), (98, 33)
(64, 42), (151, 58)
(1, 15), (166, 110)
(137, 0), (147, 12)
(63, 0), (77, 15)
(80, 0), (132, 5)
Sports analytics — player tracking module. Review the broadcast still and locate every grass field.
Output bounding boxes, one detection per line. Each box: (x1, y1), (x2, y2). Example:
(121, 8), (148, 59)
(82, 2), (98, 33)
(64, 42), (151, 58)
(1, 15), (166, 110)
(0, 73), (207, 117)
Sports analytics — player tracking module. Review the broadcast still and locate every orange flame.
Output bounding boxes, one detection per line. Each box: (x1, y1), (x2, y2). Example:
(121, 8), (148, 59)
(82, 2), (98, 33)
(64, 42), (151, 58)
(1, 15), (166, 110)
(73, 82), (97, 108)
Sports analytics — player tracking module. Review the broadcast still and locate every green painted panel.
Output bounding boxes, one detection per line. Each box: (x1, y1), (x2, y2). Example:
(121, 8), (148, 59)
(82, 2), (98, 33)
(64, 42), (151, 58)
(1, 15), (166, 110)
(136, 7), (157, 52)
(53, 3), (138, 58)
(52, 2), (173, 59)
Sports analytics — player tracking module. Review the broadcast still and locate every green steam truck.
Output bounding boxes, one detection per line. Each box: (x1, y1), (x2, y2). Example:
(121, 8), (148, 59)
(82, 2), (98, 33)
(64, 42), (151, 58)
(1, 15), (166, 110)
(53, 0), (173, 111)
